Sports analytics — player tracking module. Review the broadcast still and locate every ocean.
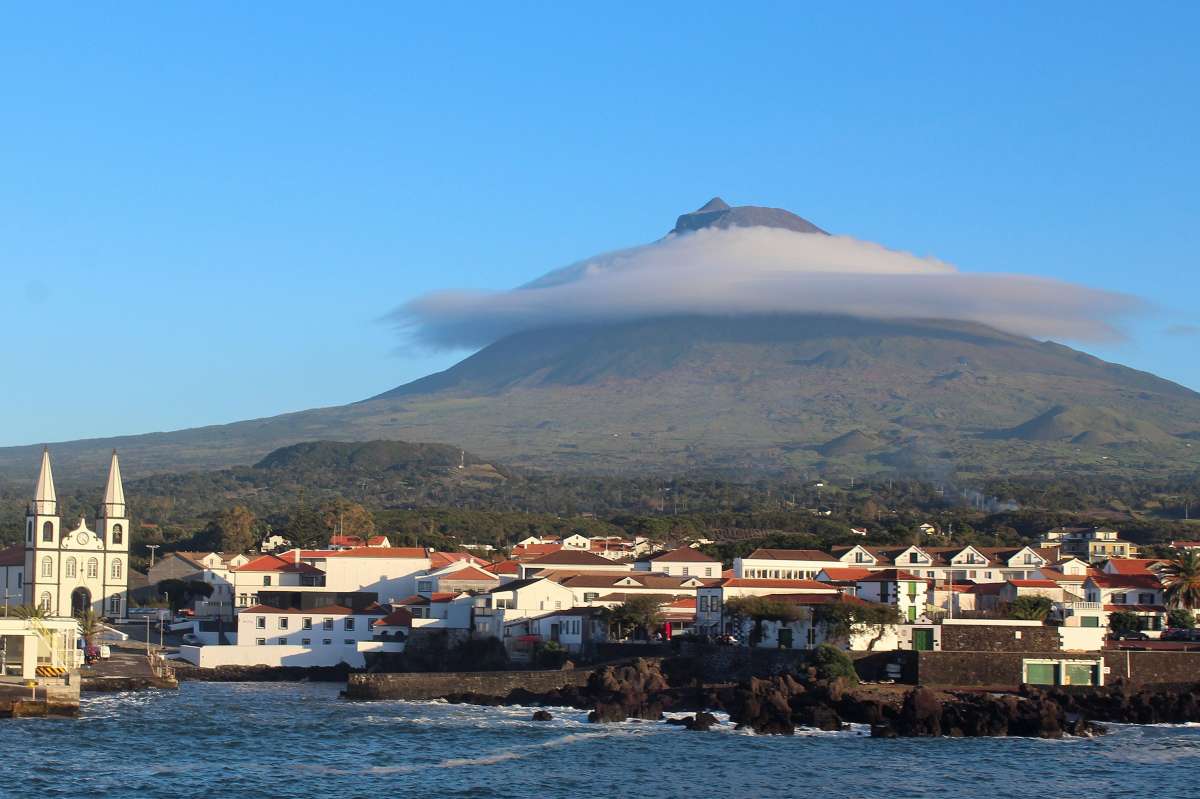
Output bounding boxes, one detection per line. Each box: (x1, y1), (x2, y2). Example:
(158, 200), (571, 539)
(4, 682), (1198, 799)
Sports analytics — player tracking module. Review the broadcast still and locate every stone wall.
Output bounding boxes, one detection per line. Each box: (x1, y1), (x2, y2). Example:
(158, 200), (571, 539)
(917, 649), (1200, 689)
(345, 668), (594, 700)
(939, 624), (1061, 652)
(676, 643), (913, 683)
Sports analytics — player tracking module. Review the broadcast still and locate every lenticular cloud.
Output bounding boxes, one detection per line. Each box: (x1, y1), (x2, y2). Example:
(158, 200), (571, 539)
(390, 224), (1141, 350)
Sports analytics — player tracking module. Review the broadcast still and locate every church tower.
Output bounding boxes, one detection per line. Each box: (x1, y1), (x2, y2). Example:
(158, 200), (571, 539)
(24, 447), (61, 612)
(98, 450), (129, 617)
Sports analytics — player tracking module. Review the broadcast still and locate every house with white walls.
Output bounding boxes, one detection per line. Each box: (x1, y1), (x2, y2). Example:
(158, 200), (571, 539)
(637, 547), (721, 578)
(1083, 573), (1167, 632)
(544, 571), (707, 607)
(852, 570), (930, 623)
(416, 562), (501, 595)
(695, 578), (840, 636)
(734, 548), (839, 580)
(178, 603), (386, 668)
(472, 577), (577, 638)
(393, 592), (474, 630)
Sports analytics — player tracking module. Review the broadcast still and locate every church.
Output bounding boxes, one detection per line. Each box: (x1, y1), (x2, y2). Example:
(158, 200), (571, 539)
(23, 448), (130, 618)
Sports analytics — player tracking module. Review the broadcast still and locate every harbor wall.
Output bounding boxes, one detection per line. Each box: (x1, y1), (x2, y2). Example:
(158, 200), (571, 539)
(345, 668), (593, 700)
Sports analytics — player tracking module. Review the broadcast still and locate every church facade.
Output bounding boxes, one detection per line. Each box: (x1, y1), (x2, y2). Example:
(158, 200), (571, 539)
(23, 448), (130, 618)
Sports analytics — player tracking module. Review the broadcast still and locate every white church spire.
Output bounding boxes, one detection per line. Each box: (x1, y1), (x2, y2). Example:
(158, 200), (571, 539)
(33, 446), (57, 515)
(102, 449), (126, 518)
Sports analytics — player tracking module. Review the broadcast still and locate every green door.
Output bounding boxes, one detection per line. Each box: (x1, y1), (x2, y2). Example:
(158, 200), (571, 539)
(1025, 662), (1059, 685)
(912, 628), (934, 651)
(1065, 663), (1097, 686)
(907, 605), (917, 622)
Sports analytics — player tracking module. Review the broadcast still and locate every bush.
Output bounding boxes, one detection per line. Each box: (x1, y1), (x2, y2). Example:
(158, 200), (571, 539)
(1109, 610), (1142, 635)
(1009, 595), (1053, 621)
(1168, 608), (1196, 629)
(811, 643), (858, 683)
(534, 640), (569, 668)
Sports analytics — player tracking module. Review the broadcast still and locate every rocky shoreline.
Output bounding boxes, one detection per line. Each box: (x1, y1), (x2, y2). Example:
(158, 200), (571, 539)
(433, 657), (1200, 738)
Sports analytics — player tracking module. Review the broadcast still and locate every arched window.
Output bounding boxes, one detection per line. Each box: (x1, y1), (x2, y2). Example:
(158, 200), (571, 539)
(42, 521), (53, 542)
(108, 595), (121, 614)
(41, 556), (53, 577)
(87, 558), (99, 579)
(65, 558), (77, 578)
(111, 559), (122, 580)
(39, 592), (52, 612)
(111, 523), (123, 545)
(26, 520), (33, 543)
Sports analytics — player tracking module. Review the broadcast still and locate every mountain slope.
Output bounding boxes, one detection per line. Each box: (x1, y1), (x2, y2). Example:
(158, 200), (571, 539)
(3, 199), (1199, 483)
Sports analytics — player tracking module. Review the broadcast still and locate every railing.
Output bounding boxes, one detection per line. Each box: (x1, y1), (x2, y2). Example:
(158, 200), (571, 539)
(1060, 602), (1103, 611)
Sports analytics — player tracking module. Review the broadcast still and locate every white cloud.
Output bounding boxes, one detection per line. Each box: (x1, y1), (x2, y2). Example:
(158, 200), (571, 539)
(390, 225), (1142, 350)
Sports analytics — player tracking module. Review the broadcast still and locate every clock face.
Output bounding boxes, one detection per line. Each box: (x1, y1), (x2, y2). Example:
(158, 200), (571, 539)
(76, 532), (90, 546)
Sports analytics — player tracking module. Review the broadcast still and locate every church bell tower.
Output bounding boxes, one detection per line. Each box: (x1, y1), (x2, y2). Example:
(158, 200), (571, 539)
(24, 447), (61, 611)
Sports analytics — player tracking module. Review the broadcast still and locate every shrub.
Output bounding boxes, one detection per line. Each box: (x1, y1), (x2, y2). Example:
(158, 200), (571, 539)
(1168, 608), (1196, 629)
(1009, 595), (1053, 621)
(1109, 610), (1142, 635)
(811, 643), (858, 683)
(534, 640), (569, 668)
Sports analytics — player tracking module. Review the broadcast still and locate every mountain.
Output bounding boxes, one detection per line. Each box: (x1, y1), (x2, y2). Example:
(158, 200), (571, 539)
(3, 199), (1199, 483)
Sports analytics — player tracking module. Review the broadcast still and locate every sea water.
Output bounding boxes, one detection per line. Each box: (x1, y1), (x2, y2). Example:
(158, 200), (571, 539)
(4, 682), (1199, 799)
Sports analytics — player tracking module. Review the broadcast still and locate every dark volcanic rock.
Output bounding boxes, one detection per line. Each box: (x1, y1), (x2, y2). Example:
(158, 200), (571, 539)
(531, 710), (553, 721)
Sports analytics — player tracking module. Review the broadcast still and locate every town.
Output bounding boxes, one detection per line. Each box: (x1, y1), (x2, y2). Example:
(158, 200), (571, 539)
(5, 448), (1200, 717)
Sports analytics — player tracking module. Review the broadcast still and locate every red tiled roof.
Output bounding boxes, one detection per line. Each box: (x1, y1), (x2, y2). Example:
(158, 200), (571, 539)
(1103, 559), (1157, 575)
(439, 565), (500, 582)
(817, 567), (874, 581)
(764, 592), (873, 607)
(1008, 579), (1059, 588)
(485, 560), (521, 575)
(395, 592), (460, 605)
(234, 554), (324, 574)
(429, 551), (488, 568)
(523, 550), (617, 566)
(374, 608), (414, 627)
(745, 548), (838, 562)
(854, 569), (930, 583)
(511, 543), (563, 557)
(1088, 574), (1163, 590)
(651, 547), (719, 563)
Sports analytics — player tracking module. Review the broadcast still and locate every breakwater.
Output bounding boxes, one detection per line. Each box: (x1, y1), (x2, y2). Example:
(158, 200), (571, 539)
(345, 667), (595, 700)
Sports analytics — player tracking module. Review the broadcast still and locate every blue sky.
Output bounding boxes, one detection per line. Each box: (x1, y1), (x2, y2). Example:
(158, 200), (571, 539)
(2, 3), (1198, 446)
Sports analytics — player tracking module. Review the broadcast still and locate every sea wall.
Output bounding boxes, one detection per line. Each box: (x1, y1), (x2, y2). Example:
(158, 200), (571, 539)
(916, 650), (1200, 689)
(675, 644), (914, 683)
(345, 668), (594, 700)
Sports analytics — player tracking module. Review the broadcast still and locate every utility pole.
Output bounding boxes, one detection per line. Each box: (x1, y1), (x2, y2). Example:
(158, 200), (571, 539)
(146, 544), (160, 568)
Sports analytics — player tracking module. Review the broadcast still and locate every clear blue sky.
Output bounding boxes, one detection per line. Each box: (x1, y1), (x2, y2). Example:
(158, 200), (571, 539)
(3, 3), (1198, 446)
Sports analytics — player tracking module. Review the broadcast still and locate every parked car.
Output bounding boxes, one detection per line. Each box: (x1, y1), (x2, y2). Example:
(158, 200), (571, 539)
(1111, 630), (1150, 641)
(181, 633), (203, 646)
(1162, 628), (1200, 642)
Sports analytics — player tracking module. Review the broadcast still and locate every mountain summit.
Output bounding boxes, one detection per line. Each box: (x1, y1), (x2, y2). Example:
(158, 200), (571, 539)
(671, 197), (827, 235)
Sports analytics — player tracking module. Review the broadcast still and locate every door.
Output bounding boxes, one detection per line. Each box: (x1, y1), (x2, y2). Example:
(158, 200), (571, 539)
(1025, 662), (1059, 685)
(71, 587), (91, 616)
(1065, 663), (1097, 686)
(549, 623), (560, 643)
(778, 628), (794, 649)
(912, 628), (934, 651)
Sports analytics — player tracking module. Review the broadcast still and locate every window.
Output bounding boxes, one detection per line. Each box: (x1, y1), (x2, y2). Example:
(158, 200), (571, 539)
(111, 559), (122, 580)
(495, 599), (511, 609)
(1112, 593), (1127, 605)
(26, 520), (32, 543)
(255, 638), (266, 646)
(42, 521), (54, 542)
(279, 617), (289, 629)
(41, 556), (53, 578)
(417, 581), (433, 593)
(263, 576), (272, 586)
(39, 592), (52, 611)
(303, 617), (313, 630)
(698, 596), (708, 612)
(1139, 593), (1156, 605)
(682, 567), (689, 576)
(322, 639), (332, 645)
(276, 637), (287, 645)
(256, 616), (266, 629)
(109, 595), (121, 613)
(323, 618), (334, 631)
(344, 639), (355, 645)
(87, 558), (98, 578)
(554, 601), (562, 609)
(344, 618), (355, 631)
(301, 638), (311, 645)
(65, 558), (77, 578)
(238, 594), (249, 606)
(705, 567), (713, 577)
(909, 552), (920, 564)
(111, 524), (124, 545)
(583, 592), (599, 602)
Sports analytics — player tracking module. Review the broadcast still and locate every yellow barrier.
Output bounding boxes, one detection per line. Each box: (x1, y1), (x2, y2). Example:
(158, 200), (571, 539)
(35, 666), (67, 678)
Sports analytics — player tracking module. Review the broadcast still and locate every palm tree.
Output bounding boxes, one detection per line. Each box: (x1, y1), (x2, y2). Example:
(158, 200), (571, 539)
(76, 609), (103, 650)
(1161, 551), (1200, 615)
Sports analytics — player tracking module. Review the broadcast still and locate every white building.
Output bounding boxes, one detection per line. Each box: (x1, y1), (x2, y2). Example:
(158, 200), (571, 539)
(734, 548), (839, 580)
(179, 604), (386, 668)
(639, 547), (721, 578)
(23, 449), (129, 618)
